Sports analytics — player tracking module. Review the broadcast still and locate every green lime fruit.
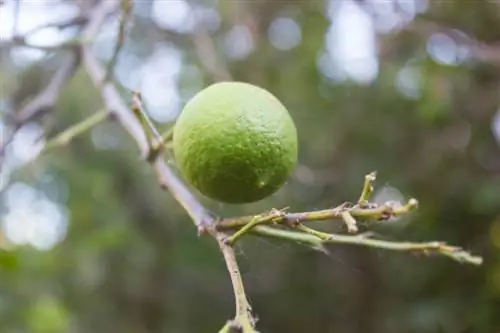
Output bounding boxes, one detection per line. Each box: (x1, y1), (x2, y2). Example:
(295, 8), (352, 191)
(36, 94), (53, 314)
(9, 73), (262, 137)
(173, 81), (298, 204)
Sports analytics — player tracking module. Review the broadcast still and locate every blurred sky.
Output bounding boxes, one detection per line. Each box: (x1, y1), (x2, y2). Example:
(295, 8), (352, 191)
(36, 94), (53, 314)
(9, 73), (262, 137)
(1, 0), (498, 251)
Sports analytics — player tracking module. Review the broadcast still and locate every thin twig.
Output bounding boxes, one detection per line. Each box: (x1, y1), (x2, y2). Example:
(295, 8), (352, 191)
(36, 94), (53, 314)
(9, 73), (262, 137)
(251, 225), (483, 266)
(23, 16), (88, 37)
(217, 198), (420, 229)
(40, 109), (109, 155)
(0, 51), (81, 168)
(13, 50), (81, 125)
(102, 0), (133, 84)
(0, 37), (84, 52)
(130, 91), (165, 161)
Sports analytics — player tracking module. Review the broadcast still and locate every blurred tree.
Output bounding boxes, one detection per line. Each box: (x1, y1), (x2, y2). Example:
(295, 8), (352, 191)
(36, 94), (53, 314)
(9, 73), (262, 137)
(0, 0), (498, 332)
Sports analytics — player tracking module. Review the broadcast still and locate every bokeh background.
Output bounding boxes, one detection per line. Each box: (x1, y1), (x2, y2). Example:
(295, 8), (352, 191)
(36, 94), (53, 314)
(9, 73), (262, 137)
(1, 0), (500, 332)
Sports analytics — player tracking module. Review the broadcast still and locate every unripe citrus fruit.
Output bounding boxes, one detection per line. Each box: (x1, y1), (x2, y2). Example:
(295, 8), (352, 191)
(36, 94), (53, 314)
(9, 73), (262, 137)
(173, 81), (298, 204)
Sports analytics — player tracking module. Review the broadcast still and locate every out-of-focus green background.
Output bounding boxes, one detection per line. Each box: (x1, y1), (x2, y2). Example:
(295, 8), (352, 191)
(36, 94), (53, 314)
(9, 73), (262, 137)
(1, 0), (500, 332)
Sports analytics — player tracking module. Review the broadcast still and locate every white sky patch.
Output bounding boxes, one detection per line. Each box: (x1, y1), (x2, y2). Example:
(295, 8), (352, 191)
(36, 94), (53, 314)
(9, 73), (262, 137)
(224, 25), (254, 60)
(1, 182), (69, 251)
(492, 111), (500, 146)
(152, 0), (196, 34)
(91, 122), (123, 151)
(196, 7), (221, 32)
(396, 65), (422, 99)
(317, 51), (347, 82)
(140, 44), (183, 123)
(0, 164), (12, 193)
(1, 1), (79, 64)
(427, 33), (459, 66)
(9, 122), (45, 167)
(268, 17), (302, 51)
(324, 0), (379, 84)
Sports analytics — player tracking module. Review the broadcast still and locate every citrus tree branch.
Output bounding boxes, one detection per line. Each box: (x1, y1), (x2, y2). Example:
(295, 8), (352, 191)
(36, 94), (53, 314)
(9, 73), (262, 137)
(217, 197), (419, 229)
(215, 171), (482, 266)
(82, 38), (258, 333)
(250, 225), (483, 265)
(80, 3), (257, 329)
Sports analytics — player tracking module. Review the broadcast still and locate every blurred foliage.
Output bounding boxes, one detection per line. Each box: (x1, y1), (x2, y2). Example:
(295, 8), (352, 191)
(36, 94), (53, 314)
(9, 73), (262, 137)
(1, 0), (500, 332)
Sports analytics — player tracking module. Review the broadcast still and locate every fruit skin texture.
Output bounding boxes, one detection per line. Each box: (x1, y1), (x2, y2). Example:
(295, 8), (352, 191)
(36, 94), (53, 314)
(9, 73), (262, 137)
(173, 81), (298, 204)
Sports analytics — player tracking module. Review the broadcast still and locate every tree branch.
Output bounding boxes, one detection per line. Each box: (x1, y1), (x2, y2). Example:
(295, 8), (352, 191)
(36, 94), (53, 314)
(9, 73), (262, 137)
(217, 198), (419, 230)
(102, 0), (133, 84)
(82, 15), (257, 330)
(13, 51), (81, 125)
(250, 225), (483, 266)
(40, 109), (109, 155)
(0, 0), (120, 165)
